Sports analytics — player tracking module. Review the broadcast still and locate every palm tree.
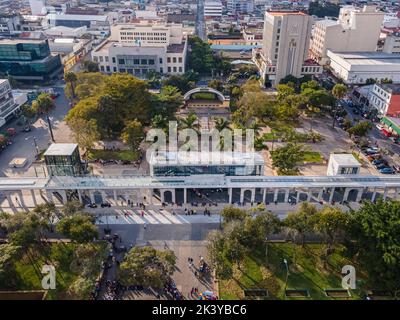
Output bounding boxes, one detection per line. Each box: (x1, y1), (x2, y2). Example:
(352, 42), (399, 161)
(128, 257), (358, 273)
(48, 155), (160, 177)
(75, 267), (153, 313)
(332, 84), (347, 128)
(249, 120), (262, 137)
(64, 71), (78, 100)
(151, 114), (169, 132)
(214, 117), (231, 151)
(32, 93), (55, 142)
(179, 112), (199, 131)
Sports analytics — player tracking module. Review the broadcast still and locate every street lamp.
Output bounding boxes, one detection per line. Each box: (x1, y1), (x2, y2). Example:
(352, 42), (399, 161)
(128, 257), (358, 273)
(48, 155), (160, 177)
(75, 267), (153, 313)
(283, 258), (289, 296)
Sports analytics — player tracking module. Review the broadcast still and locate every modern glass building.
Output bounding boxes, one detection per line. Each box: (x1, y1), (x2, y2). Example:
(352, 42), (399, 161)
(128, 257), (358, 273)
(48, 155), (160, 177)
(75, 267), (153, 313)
(44, 143), (83, 177)
(0, 39), (63, 81)
(149, 151), (265, 177)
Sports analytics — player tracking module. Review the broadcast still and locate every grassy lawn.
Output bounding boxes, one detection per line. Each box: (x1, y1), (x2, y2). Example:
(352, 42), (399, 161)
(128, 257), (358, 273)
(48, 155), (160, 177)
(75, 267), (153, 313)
(191, 92), (218, 100)
(219, 243), (367, 300)
(4, 242), (106, 300)
(352, 152), (364, 164)
(87, 149), (139, 161)
(302, 151), (324, 164)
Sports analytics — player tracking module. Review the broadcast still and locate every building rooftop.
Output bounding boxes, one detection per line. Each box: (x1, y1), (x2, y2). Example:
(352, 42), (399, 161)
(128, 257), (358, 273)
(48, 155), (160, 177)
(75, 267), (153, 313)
(376, 83), (400, 94)
(166, 43), (185, 53)
(328, 51), (400, 66)
(330, 153), (360, 167)
(0, 38), (46, 45)
(46, 13), (108, 22)
(267, 11), (307, 16)
(44, 143), (78, 156)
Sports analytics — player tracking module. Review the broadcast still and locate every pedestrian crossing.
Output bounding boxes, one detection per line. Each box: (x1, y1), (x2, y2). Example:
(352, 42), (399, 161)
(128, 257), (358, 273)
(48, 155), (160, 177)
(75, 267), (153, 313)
(94, 209), (220, 225)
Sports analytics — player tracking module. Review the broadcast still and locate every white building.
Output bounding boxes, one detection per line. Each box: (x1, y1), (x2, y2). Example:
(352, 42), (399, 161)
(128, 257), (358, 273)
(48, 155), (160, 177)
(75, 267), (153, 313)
(327, 154), (361, 176)
(204, 1), (223, 18)
(327, 51), (400, 84)
(227, 0), (254, 15)
(91, 22), (187, 77)
(368, 83), (400, 117)
(253, 10), (322, 86)
(310, 5), (384, 65)
(0, 79), (25, 128)
(383, 32), (400, 54)
(29, 0), (46, 16)
(44, 25), (87, 38)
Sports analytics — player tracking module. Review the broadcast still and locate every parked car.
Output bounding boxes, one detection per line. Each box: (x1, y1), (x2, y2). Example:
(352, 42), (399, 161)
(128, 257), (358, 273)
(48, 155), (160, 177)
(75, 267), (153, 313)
(376, 124), (383, 131)
(23, 126), (31, 132)
(101, 202), (111, 208)
(376, 163), (389, 170)
(87, 203), (97, 208)
(372, 159), (386, 165)
(380, 167), (395, 174)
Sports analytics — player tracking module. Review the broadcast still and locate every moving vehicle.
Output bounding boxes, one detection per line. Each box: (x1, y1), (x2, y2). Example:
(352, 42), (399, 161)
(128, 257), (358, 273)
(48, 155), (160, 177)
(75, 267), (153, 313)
(101, 202), (111, 208)
(87, 203), (97, 208)
(380, 167), (395, 174)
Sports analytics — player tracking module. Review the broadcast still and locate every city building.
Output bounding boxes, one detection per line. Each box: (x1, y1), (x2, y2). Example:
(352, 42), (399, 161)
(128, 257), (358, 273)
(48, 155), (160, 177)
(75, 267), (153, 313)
(91, 22), (187, 77)
(44, 143), (83, 177)
(29, 0), (46, 16)
(0, 79), (20, 127)
(327, 51), (400, 84)
(327, 153), (361, 176)
(368, 83), (400, 117)
(227, 0), (254, 15)
(204, 1), (223, 19)
(0, 38), (63, 82)
(310, 5), (384, 65)
(44, 25), (88, 38)
(253, 10), (322, 86)
(149, 151), (265, 177)
(0, 13), (21, 35)
(383, 32), (400, 54)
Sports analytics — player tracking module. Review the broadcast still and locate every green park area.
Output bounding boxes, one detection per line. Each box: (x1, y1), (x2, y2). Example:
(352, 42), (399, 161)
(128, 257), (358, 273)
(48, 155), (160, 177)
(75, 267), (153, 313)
(191, 92), (219, 100)
(219, 243), (365, 300)
(302, 151), (324, 164)
(87, 149), (139, 162)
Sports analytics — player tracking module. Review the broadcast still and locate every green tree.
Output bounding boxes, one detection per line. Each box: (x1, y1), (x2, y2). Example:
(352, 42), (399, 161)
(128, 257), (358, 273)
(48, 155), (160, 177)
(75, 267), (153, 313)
(347, 121), (373, 138)
(0, 244), (21, 285)
(331, 84), (347, 128)
(82, 60), (99, 72)
(151, 114), (169, 132)
(206, 230), (233, 280)
(121, 119), (143, 152)
(179, 112), (199, 131)
(208, 79), (224, 92)
(32, 93), (55, 142)
(67, 117), (100, 154)
(64, 71), (78, 100)
(151, 85), (183, 118)
(62, 200), (84, 216)
(270, 143), (305, 175)
(33, 203), (58, 232)
(221, 206), (249, 224)
(347, 200), (400, 292)
(118, 246), (177, 288)
(56, 214), (98, 243)
(162, 74), (194, 93)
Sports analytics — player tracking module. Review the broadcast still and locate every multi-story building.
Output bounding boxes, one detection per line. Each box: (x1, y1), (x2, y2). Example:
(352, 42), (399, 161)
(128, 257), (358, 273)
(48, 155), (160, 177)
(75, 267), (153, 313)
(368, 83), (400, 117)
(91, 22), (187, 77)
(204, 1), (223, 19)
(227, 0), (254, 15)
(310, 5), (385, 65)
(0, 79), (19, 127)
(383, 32), (400, 54)
(253, 10), (322, 86)
(29, 0), (46, 16)
(0, 13), (21, 35)
(0, 38), (63, 82)
(327, 51), (400, 84)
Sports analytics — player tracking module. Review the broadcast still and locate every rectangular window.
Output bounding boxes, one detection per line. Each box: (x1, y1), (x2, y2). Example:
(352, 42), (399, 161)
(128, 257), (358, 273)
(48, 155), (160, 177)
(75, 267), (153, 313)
(105, 56), (109, 62)
(119, 68), (126, 72)
(149, 59), (155, 65)
(141, 59), (147, 65)
(179, 67), (182, 72)
(99, 56), (103, 62)
(112, 57), (116, 63)
(168, 67), (171, 72)
(113, 67), (117, 72)
(173, 57), (177, 63)
(118, 59), (125, 64)
(106, 66), (110, 72)
(173, 67), (177, 72)
(134, 59), (139, 64)
(159, 58), (163, 64)
(100, 66), (104, 71)
(167, 57), (171, 63)
(178, 57), (182, 63)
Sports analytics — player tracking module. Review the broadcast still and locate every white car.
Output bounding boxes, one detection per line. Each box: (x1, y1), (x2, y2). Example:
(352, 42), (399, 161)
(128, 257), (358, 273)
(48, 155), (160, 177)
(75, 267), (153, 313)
(376, 124), (383, 131)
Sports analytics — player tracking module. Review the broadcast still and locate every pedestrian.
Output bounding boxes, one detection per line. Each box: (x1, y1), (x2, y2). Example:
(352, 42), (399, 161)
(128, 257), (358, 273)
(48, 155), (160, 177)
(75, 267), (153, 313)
(190, 287), (194, 296)
(141, 211), (144, 217)
(144, 223), (147, 230)
(194, 270), (198, 277)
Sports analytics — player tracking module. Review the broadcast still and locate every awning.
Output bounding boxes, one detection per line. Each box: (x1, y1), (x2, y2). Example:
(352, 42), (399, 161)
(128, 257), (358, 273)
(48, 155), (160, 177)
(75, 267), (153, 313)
(381, 117), (400, 136)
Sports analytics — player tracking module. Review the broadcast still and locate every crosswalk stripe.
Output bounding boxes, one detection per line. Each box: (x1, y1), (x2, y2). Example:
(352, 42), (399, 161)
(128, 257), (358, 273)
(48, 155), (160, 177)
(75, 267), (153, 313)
(159, 209), (185, 224)
(135, 210), (158, 224)
(124, 210), (146, 224)
(148, 209), (172, 224)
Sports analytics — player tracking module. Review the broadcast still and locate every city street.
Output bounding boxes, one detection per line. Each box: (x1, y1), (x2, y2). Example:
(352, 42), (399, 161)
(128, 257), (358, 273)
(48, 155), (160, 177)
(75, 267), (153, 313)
(0, 85), (74, 177)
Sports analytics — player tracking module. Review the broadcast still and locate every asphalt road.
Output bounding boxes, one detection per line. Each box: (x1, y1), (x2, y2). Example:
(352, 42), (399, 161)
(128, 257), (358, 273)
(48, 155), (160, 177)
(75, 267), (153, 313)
(196, 0), (206, 40)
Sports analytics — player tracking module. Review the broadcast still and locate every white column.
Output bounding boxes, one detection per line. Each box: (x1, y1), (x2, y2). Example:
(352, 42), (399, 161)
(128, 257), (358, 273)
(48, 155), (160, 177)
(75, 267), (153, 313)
(113, 190), (118, 201)
(148, 189), (153, 204)
(307, 189), (312, 201)
(273, 189), (278, 202)
(329, 187), (335, 203)
(183, 188), (187, 204)
(371, 188), (377, 202)
(296, 190), (300, 203)
(77, 189), (82, 203)
(6, 193), (13, 207)
(89, 191), (95, 204)
(101, 191), (107, 203)
(228, 188), (233, 204)
(343, 188), (350, 202)
(383, 188), (388, 200)
(263, 188), (267, 203)
(172, 189), (176, 203)
(284, 189), (290, 203)
(161, 190), (165, 203)
(250, 188), (255, 203)
(239, 189), (244, 203)
(17, 191), (26, 208)
(60, 190), (67, 204)
(317, 189), (323, 201)
(356, 188), (363, 202)
(30, 190), (37, 206)
(46, 190), (53, 203)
